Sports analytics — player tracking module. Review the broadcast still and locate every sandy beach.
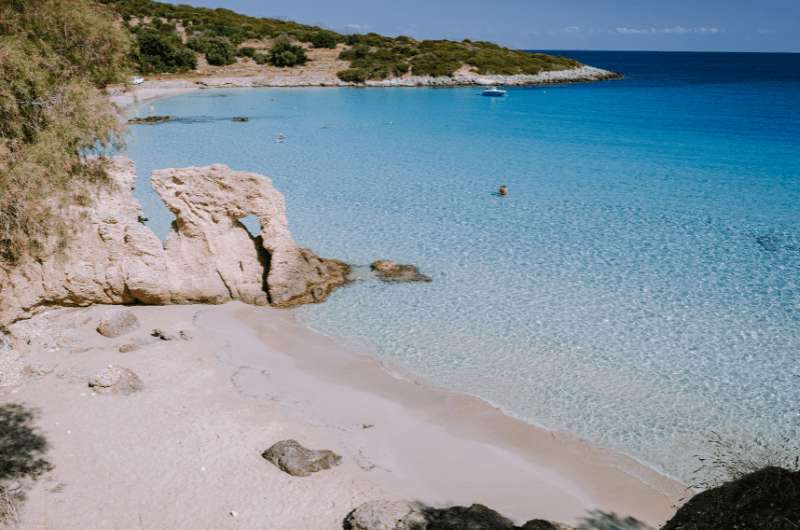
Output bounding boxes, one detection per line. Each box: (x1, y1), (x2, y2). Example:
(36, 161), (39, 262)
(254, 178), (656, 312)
(1, 302), (683, 530)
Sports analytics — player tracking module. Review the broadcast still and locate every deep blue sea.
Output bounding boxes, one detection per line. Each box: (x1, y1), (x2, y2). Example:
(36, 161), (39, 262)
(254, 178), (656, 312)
(126, 51), (800, 482)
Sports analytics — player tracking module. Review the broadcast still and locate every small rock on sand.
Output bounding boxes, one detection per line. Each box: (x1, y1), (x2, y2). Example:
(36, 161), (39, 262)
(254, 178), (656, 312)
(88, 366), (143, 395)
(151, 329), (191, 341)
(370, 260), (432, 283)
(118, 343), (140, 353)
(96, 308), (139, 338)
(262, 439), (341, 477)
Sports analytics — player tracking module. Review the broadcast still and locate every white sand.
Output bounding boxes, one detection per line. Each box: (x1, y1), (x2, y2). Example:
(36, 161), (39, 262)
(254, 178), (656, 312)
(1, 303), (683, 529)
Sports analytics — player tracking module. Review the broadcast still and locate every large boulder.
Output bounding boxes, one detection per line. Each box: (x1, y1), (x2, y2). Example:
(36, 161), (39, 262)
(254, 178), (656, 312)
(261, 439), (342, 477)
(661, 466), (800, 530)
(151, 164), (350, 307)
(0, 160), (349, 325)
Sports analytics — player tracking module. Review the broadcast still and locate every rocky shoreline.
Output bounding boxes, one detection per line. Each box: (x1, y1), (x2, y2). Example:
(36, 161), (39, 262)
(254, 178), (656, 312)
(107, 65), (621, 109)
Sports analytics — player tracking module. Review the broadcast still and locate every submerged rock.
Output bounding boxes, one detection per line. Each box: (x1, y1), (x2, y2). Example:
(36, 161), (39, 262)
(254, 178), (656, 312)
(128, 115), (174, 125)
(262, 439), (341, 477)
(661, 466), (800, 530)
(88, 366), (143, 395)
(370, 260), (431, 283)
(96, 308), (139, 338)
(344, 502), (569, 530)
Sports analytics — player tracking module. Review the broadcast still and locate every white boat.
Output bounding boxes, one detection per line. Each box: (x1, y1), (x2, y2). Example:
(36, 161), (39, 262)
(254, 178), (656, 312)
(131, 76), (145, 85)
(482, 86), (507, 97)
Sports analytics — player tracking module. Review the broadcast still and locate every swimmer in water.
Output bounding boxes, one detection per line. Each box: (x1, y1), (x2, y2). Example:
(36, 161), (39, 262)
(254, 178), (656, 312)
(498, 185), (508, 197)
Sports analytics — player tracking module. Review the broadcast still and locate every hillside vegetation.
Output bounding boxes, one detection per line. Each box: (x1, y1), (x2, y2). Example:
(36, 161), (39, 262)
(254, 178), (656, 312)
(100, 0), (580, 80)
(0, 0), (130, 264)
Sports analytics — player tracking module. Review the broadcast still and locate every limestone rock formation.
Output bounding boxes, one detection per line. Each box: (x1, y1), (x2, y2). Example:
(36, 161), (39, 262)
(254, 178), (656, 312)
(88, 366), (143, 395)
(96, 308), (140, 338)
(0, 159), (348, 325)
(262, 439), (342, 477)
(0, 157), (170, 325)
(151, 165), (350, 307)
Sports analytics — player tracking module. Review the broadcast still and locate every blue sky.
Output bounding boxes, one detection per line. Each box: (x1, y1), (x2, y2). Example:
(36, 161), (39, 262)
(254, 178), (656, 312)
(167, 0), (799, 52)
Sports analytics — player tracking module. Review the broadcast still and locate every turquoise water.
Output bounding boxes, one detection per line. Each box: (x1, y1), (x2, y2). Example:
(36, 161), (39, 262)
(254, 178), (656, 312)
(126, 52), (800, 482)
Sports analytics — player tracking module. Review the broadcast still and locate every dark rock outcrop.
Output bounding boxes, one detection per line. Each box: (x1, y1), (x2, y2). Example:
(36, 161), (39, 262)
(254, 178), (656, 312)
(262, 439), (342, 477)
(344, 501), (568, 530)
(370, 260), (431, 283)
(661, 466), (800, 530)
(128, 115), (174, 124)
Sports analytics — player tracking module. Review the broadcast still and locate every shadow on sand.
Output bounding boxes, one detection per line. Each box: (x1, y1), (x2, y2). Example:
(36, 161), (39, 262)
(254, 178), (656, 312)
(0, 403), (52, 523)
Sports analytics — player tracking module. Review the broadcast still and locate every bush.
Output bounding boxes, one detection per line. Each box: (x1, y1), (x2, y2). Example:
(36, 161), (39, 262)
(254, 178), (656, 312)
(0, 0), (129, 263)
(253, 52), (270, 65)
(309, 30), (337, 49)
(237, 46), (256, 58)
(135, 28), (196, 73)
(268, 37), (307, 67)
(337, 45), (409, 80)
(336, 68), (367, 83)
(187, 35), (237, 66)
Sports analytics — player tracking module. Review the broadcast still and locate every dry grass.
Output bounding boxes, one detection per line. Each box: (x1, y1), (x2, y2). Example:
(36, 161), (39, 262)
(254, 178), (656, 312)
(0, 485), (22, 528)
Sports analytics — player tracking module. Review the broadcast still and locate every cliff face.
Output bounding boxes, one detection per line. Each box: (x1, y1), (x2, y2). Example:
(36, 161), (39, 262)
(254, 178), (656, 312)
(0, 159), (348, 326)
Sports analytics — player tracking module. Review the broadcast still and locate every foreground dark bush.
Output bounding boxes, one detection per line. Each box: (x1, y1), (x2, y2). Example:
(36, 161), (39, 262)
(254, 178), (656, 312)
(662, 466), (800, 530)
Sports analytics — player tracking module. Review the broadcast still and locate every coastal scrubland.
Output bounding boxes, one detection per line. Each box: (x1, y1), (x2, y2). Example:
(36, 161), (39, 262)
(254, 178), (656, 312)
(0, 0), (129, 264)
(100, 0), (580, 80)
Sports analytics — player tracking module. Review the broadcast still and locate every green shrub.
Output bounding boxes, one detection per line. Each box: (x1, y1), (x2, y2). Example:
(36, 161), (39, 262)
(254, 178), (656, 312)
(253, 52), (270, 65)
(187, 35), (237, 66)
(237, 46), (256, 58)
(268, 37), (307, 67)
(336, 68), (367, 83)
(135, 28), (196, 73)
(309, 30), (337, 49)
(338, 45), (409, 80)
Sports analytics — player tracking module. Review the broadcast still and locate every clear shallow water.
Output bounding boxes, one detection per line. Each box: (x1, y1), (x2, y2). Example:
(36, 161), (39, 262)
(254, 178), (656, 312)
(126, 51), (800, 482)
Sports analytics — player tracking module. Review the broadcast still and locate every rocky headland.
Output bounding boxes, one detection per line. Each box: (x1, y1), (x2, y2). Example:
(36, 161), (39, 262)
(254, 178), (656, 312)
(0, 160), (350, 326)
